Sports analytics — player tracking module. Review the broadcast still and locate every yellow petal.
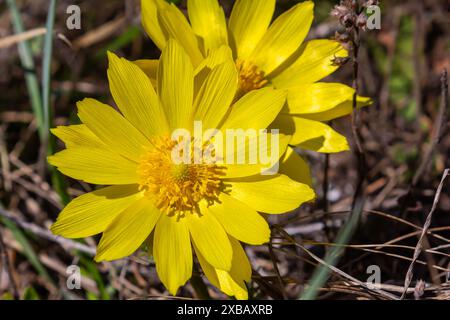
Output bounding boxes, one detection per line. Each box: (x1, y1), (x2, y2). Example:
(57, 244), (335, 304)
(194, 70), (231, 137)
(158, 39), (194, 131)
(208, 193), (270, 245)
(249, 1), (314, 75)
(194, 45), (233, 76)
(95, 197), (161, 261)
(196, 237), (250, 299)
(77, 98), (149, 162)
(187, 0), (228, 54)
(224, 133), (290, 179)
(271, 39), (348, 87)
(187, 209), (232, 271)
(132, 59), (158, 87)
(216, 238), (251, 300)
(299, 95), (373, 122)
(154, 214), (192, 295)
(108, 52), (169, 139)
(272, 115), (349, 153)
(229, 0), (276, 60)
(51, 124), (102, 148)
(48, 147), (139, 185)
(193, 242), (220, 289)
(194, 45), (233, 94)
(279, 146), (313, 186)
(141, 0), (169, 49)
(157, 3), (204, 67)
(285, 83), (355, 115)
(221, 87), (286, 131)
(194, 60), (237, 130)
(229, 174), (315, 214)
(51, 185), (141, 238)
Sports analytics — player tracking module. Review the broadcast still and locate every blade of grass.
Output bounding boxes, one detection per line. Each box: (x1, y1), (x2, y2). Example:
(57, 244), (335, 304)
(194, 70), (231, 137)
(299, 198), (364, 300)
(42, 0), (55, 141)
(8, 0), (69, 205)
(6, 0), (44, 140)
(41, 0), (70, 204)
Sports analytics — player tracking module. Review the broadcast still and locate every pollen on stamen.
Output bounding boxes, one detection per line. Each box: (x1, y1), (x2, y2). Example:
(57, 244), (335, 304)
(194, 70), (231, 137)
(138, 137), (226, 218)
(236, 59), (269, 96)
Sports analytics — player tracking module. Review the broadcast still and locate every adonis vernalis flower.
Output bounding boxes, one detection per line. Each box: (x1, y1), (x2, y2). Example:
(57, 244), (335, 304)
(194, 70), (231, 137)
(141, 0), (372, 154)
(48, 39), (315, 299)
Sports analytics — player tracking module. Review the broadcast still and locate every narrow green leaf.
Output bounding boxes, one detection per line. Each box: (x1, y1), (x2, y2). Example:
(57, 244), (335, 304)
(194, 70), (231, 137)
(6, 0), (44, 140)
(299, 198), (363, 300)
(41, 0), (70, 204)
(42, 0), (56, 139)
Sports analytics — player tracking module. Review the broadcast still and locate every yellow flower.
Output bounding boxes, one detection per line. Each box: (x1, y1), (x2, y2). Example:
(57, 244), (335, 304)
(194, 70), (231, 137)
(48, 39), (315, 299)
(141, 0), (372, 154)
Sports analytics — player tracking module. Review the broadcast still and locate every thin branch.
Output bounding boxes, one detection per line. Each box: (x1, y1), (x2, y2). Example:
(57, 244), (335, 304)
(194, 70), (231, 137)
(0, 207), (96, 256)
(400, 169), (450, 299)
(0, 227), (19, 299)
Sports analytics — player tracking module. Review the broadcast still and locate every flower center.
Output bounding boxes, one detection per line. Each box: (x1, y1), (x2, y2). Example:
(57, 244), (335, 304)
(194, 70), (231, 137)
(138, 137), (226, 217)
(236, 59), (268, 96)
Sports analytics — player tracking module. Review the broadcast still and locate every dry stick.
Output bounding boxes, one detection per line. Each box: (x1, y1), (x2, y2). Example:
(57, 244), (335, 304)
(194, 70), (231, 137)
(268, 236), (287, 299)
(0, 27), (47, 49)
(321, 146), (333, 242)
(400, 169), (450, 299)
(117, 259), (130, 300)
(322, 119), (332, 217)
(0, 126), (12, 192)
(330, 281), (441, 295)
(322, 152), (330, 213)
(351, 27), (364, 156)
(0, 207), (96, 256)
(276, 227), (399, 300)
(367, 209), (450, 243)
(348, 4), (367, 233)
(72, 16), (126, 49)
(396, 69), (449, 287)
(0, 228), (19, 299)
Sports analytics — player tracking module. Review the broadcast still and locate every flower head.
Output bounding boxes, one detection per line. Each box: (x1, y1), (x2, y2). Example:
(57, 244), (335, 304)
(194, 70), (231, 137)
(48, 39), (315, 298)
(141, 0), (372, 154)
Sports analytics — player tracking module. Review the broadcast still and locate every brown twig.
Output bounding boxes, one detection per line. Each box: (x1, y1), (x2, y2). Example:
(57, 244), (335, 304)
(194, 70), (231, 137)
(0, 227), (19, 299)
(275, 226), (400, 300)
(400, 169), (450, 299)
(0, 126), (12, 192)
(72, 16), (126, 49)
(322, 152), (330, 213)
(0, 27), (47, 49)
(268, 235), (287, 299)
(0, 207), (96, 256)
